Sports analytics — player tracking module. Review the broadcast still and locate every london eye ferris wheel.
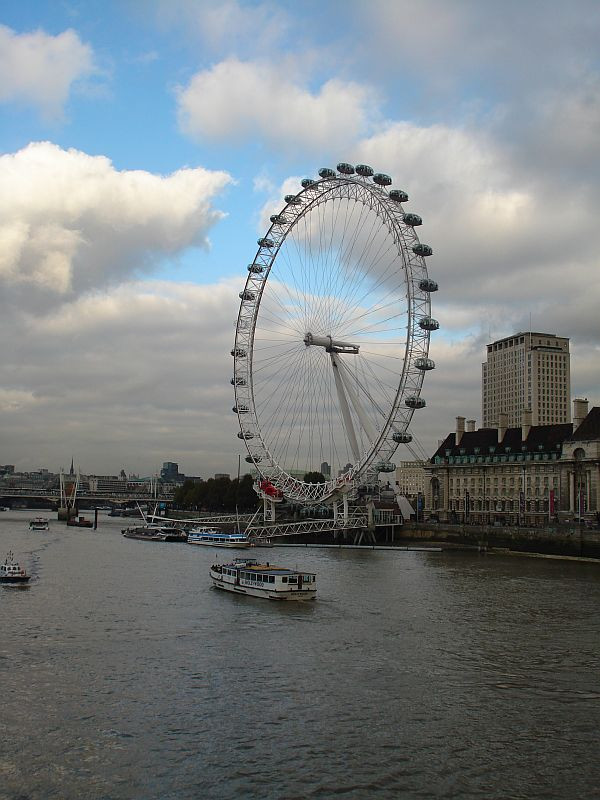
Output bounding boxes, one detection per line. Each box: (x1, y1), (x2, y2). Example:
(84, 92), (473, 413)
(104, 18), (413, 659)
(231, 163), (439, 505)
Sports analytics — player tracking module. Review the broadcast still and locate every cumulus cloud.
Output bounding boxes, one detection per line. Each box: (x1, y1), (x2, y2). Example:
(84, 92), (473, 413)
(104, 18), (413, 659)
(177, 58), (374, 151)
(0, 142), (232, 304)
(0, 25), (96, 119)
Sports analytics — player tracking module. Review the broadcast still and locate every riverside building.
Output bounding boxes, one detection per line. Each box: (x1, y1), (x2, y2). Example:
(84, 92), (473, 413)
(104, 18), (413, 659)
(424, 399), (599, 527)
(482, 332), (570, 428)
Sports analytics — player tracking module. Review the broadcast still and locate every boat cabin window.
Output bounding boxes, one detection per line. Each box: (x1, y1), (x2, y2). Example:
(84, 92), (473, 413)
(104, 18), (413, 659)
(282, 576), (287, 583)
(269, 576), (275, 583)
(288, 576), (298, 583)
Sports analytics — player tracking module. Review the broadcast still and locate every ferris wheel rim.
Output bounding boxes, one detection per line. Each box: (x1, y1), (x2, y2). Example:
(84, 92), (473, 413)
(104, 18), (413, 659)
(232, 167), (437, 505)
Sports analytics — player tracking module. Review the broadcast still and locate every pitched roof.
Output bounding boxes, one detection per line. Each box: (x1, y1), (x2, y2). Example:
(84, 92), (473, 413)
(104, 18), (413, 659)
(569, 406), (600, 441)
(431, 422), (573, 460)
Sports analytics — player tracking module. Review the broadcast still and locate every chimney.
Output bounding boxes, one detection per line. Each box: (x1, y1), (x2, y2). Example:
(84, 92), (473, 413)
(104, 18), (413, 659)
(573, 398), (589, 432)
(498, 412), (508, 443)
(455, 416), (465, 446)
(521, 408), (532, 442)
(466, 420), (476, 432)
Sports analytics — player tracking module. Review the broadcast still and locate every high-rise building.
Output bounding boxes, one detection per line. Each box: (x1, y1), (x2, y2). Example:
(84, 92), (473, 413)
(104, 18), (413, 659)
(482, 332), (570, 428)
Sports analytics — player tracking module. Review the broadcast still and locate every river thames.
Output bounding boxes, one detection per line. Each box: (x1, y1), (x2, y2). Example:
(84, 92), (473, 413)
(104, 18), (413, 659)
(1, 510), (599, 799)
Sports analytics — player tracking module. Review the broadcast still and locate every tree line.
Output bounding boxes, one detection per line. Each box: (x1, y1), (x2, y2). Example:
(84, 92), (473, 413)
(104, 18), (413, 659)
(173, 475), (258, 512)
(173, 471), (326, 511)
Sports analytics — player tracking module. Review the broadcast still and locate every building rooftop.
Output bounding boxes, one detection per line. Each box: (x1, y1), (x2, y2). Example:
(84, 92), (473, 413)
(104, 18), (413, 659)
(432, 422), (573, 460)
(569, 407), (600, 441)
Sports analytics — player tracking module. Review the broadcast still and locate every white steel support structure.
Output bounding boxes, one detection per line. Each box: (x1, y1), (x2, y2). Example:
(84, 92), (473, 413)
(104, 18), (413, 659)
(232, 164), (439, 509)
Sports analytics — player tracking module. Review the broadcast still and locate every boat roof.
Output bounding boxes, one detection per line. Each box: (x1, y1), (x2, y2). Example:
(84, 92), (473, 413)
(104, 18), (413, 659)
(218, 559), (315, 576)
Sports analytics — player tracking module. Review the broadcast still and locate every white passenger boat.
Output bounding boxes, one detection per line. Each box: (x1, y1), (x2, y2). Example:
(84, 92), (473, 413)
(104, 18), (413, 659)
(0, 552), (31, 584)
(210, 558), (316, 601)
(29, 517), (49, 531)
(187, 529), (251, 548)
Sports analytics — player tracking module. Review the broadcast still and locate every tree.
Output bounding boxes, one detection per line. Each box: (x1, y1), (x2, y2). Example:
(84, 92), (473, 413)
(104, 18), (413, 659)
(303, 471), (325, 484)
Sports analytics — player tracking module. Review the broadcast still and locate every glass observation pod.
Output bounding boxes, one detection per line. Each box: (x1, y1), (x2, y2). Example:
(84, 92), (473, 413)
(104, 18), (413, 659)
(231, 377), (247, 386)
(393, 431), (413, 444)
(245, 454), (262, 463)
(257, 237), (274, 248)
(419, 278), (438, 292)
(403, 213), (423, 227)
(419, 316), (440, 331)
(270, 214), (287, 225)
(284, 194), (303, 205)
(355, 164), (374, 177)
(318, 167), (337, 179)
(373, 173), (392, 186)
(231, 348), (247, 358)
(237, 431), (254, 440)
(239, 290), (255, 301)
(412, 243), (433, 257)
(389, 189), (409, 203)
(415, 357), (435, 371)
(301, 178), (316, 188)
(232, 405), (249, 414)
(375, 462), (396, 473)
(248, 263), (264, 274)
(405, 396), (426, 409)
(337, 162), (355, 174)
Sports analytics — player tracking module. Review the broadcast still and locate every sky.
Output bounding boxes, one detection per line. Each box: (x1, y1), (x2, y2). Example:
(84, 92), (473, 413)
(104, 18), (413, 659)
(0, 0), (599, 478)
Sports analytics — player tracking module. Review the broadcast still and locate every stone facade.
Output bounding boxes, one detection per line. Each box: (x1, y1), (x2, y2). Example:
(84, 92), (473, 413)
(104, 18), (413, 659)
(425, 401), (599, 526)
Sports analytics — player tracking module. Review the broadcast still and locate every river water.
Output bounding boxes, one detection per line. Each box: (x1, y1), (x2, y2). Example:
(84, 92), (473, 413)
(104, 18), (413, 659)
(0, 510), (599, 800)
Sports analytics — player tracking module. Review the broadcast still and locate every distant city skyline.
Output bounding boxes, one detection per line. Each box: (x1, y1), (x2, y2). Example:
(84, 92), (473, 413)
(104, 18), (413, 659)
(0, 2), (598, 474)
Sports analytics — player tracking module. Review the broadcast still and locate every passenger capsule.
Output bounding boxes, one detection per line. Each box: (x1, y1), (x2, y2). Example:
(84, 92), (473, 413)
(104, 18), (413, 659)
(393, 432), (413, 444)
(403, 213), (422, 227)
(419, 278), (438, 292)
(231, 348), (247, 358)
(284, 194), (302, 205)
(389, 189), (409, 203)
(301, 178), (316, 188)
(270, 214), (287, 225)
(405, 396), (426, 409)
(355, 164), (374, 177)
(232, 405), (249, 414)
(230, 377), (247, 386)
(248, 263), (264, 274)
(415, 357), (435, 371)
(237, 431), (254, 440)
(337, 162), (355, 175)
(245, 454), (261, 463)
(257, 237), (274, 248)
(419, 317), (440, 331)
(239, 290), (255, 301)
(412, 243), (433, 257)
(318, 167), (336, 179)
(373, 173), (392, 186)
(375, 461), (396, 473)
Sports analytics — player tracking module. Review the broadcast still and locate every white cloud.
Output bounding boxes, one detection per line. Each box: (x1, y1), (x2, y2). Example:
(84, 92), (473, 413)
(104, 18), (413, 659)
(0, 25), (96, 119)
(153, 0), (289, 56)
(177, 58), (374, 151)
(0, 142), (232, 302)
(0, 279), (242, 475)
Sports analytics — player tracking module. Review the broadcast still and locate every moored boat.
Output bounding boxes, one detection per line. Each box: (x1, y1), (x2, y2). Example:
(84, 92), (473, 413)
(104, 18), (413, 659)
(0, 552), (31, 584)
(188, 529), (250, 548)
(67, 515), (94, 528)
(29, 517), (49, 531)
(122, 524), (186, 542)
(210, 558), (316, 601)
